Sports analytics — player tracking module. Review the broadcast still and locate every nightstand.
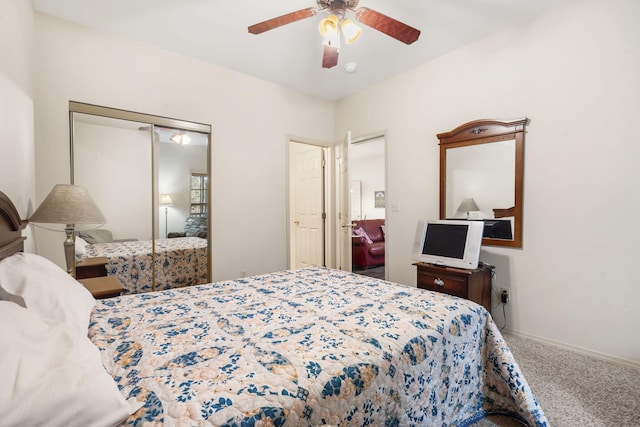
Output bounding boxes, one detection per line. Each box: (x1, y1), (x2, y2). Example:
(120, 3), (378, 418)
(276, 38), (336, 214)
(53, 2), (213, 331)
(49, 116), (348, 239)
(75, 256), (108, 279)
(79, 276), (124, 299)
(414, 262), (494, 312)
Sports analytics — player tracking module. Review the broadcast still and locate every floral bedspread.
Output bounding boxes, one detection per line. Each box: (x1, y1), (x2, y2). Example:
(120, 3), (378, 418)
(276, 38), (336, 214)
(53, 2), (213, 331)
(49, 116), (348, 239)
(88, 267), (547, 427)
(84, 237), (207, 294)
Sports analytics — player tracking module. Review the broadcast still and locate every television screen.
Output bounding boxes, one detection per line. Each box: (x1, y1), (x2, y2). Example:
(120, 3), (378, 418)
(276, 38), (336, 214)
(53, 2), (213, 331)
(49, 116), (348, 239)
(412, 220), (483, 269)
(422, 223), (468, 259)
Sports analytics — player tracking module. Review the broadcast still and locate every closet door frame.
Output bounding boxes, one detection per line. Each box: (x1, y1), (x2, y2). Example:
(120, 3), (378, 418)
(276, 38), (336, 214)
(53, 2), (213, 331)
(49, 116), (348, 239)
(69, 101), (212, 288)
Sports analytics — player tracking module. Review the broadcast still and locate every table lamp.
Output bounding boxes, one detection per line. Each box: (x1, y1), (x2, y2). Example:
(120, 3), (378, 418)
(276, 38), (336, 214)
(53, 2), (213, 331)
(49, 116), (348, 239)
(457, 198), (480, 219)
(30, 184), (106, 276)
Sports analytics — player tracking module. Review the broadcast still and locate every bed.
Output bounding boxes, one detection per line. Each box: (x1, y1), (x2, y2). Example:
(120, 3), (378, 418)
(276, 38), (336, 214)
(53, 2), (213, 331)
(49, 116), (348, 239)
(0, 191), (548, 426)
(78, 237), (208, 294)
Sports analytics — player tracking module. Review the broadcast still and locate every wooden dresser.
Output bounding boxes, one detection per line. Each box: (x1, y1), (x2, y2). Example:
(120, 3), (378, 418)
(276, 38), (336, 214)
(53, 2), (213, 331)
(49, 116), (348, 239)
(414, 262), (494, 312)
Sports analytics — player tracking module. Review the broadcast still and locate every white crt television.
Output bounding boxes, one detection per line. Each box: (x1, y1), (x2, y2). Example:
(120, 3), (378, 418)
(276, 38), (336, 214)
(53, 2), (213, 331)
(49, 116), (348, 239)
(411, 219), (484, 269)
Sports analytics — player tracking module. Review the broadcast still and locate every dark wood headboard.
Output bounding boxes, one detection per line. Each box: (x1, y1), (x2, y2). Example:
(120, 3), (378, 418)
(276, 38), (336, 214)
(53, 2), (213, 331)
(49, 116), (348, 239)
(0, 191), (28, 260)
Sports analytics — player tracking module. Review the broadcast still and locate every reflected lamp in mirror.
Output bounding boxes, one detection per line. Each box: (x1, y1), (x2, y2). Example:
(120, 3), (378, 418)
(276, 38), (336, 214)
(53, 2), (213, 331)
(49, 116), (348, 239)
(30, 184), (106, 277)
(159, 194), (174, 238)
(159, 194), (174, 207)
(170, 132), (191, 145)
(457, 198), (480, 219)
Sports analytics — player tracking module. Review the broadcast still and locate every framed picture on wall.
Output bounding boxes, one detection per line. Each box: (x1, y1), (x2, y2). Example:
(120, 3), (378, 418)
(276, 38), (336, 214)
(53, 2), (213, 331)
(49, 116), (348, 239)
(375, 191), (385, 208)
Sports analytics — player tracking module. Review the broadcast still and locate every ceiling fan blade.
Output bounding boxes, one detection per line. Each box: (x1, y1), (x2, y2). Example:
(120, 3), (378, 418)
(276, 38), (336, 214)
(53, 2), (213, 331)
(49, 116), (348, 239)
(322, 45), (339, 69)
(355, 7), (420, 45)
(248, 8), (317, 34)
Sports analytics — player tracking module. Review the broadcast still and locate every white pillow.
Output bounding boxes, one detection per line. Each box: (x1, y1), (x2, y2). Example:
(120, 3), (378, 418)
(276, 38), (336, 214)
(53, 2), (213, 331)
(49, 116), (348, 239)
(0, 301), (135, 427)
(75, 236), (89, 258)
(0, 252), (95, 335)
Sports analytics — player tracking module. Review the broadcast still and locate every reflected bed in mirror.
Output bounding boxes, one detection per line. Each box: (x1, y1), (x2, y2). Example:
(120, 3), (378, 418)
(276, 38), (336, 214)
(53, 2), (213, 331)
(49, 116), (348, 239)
(76, 236), (208, 294)
(438, 118), (527, 248)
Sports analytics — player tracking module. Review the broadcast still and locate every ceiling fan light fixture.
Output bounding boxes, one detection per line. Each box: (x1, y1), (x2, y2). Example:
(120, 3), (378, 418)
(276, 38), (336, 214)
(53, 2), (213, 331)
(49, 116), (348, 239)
(171, 133), (191, 145)
(318, 14), (339, 37)
(341, 19), (362, 44)
(248, 2), (420, 69)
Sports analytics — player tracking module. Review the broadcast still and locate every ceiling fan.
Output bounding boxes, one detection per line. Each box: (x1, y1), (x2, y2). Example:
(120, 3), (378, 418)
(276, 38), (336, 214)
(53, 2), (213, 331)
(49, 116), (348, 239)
(248, 0), (421, 69)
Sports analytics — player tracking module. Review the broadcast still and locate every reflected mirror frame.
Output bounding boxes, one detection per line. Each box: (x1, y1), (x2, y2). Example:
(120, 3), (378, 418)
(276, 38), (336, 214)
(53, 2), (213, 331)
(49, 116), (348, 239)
(69, 101), (212, 284)
(437, 118), (528, 248)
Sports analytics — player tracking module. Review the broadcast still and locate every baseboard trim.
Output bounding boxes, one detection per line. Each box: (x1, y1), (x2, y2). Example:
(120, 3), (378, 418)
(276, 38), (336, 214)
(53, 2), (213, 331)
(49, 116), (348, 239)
(504, 329), (640, 370)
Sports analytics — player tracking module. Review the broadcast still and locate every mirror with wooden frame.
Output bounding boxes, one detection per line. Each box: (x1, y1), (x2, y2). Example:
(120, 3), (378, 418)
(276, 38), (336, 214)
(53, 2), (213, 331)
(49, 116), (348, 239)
(437, 118), (527, 248)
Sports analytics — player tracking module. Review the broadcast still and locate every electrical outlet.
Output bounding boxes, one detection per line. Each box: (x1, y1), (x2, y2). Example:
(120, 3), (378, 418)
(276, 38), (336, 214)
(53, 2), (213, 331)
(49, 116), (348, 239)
(500, 288), (510, 304)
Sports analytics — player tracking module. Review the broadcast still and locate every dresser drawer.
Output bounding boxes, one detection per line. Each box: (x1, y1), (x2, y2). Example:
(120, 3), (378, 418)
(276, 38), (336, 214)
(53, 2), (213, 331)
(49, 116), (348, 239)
(417, 271), (468, 298)
(414, 262), (493, 312)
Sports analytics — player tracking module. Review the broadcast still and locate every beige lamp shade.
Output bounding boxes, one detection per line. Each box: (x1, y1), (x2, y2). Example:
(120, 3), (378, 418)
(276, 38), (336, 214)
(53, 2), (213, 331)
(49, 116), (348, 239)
(30, 184), (106, 225)
(30, 184), (106, 276)
(457, 198), (480, 217)
(159, 194), (174, 206)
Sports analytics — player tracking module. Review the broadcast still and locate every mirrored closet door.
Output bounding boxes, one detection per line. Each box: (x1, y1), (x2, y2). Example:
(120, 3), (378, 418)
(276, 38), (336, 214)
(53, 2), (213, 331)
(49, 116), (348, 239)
(70, 102), (211, 292)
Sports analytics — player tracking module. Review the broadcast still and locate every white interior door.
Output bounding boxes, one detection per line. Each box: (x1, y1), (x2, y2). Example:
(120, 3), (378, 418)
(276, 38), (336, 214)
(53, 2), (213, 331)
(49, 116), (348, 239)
(338, 131), (353, 271)
(350, 180), (362, 220)
(291, 143), (325, 268)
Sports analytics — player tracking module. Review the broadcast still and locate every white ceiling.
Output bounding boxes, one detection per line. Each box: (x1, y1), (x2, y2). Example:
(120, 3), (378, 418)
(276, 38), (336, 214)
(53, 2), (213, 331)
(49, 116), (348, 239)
(33, 0), (571, 101)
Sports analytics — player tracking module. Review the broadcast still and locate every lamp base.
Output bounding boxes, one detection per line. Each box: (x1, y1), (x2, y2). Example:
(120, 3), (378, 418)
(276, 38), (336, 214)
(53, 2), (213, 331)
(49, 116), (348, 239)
(64, 224), (76, 277)
(165, 206), (168, 238)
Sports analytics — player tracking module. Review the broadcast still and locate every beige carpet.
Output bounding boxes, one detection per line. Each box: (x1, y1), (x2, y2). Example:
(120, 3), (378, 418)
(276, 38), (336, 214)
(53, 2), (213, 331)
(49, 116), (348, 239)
(471, 333), (640, 426)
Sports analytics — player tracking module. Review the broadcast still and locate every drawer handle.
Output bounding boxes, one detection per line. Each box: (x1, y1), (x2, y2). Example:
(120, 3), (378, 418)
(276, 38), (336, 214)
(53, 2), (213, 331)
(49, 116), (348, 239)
(434, 278), (445, 287)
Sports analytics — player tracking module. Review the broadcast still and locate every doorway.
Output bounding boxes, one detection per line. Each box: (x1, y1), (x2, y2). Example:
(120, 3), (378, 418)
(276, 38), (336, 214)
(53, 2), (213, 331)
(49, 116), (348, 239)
(287, 134), (386, 277)
(288, 140), (328, 269)
(349, 135), (387, 280)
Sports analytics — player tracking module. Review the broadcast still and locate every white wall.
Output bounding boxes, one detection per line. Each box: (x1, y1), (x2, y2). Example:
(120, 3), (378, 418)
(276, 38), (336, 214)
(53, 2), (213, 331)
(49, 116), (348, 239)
(350, 151), (385, 220)
(0, 0), (35, 251)
(158, 141), (208, 237)
(74, 122), (152, 241)
(336, 0), (640, 365)
(33, 13), (335, 280)
(445, 140), (515, 219)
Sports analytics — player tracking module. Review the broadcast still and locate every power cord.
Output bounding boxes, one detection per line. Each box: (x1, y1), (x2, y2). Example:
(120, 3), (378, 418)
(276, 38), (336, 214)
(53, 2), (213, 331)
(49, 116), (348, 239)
(487, 265), (508, 331)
